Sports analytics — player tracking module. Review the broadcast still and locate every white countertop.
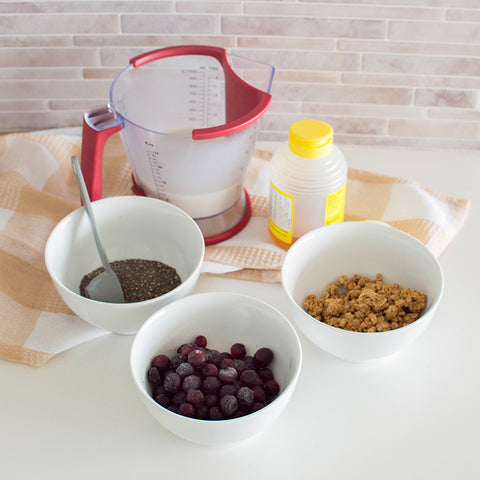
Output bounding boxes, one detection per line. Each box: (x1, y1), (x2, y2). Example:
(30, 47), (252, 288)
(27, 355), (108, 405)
(1, 143), (479, 480)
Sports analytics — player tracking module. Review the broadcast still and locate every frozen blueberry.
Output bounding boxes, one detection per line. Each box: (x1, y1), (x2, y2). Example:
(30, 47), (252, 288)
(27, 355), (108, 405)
(219, 358), (234, 369)
(206, 349), (223, 367)
(208, 406), (224, 420)
(195, 404), (209, 419)
(237, 386), (254, 408)
(151, 354), (171, 372)
(243, 355), (255, 370)
(231, 408), (247, 418)
(172, 391), (187, 407)
(178, 402), (195, 418)
(152, 384), (166, 398)
(203, 376), (221, 393)
(220, 395), (238, 416)
(232, 379), (242, 393)
(252, 385), (267, 403)
(258, 367), (274, 382)
(194, 335), (207, 348)
(163, 372), (182, 394)
(154, 393), (171, 408)
(254, 347), (274, 369)
(219, 384), (237, 398)
(230, 343), (246, 359)
(181, 343), (198, 356)
(186, 389), (205, 406)
(240, 369), (261, 388)
(182, 374), (202, 392)
(188, 349), (208, 370)
(219, 366), (238, 384)
(264, 379), (280, 398)
(251, 401), (267, 413)
(171, 353), (187, 370)
(176, 362), (194, 378)
(201, 363), (218, 378)
(204, 393), (219, 408)
(220, 351), (233, 360)
(147, 366), (162, 386)
(232, 359), (248, 375)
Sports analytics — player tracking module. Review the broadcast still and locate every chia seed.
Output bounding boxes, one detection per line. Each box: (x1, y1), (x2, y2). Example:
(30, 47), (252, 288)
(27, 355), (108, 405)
(79, 258), (182, 303)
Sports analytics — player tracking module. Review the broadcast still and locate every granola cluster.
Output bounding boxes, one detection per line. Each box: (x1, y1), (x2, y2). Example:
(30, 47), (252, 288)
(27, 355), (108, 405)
(304, 273), (427, 333)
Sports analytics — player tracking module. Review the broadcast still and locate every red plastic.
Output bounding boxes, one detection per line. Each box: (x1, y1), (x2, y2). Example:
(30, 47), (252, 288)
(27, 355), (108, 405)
(131, 175), (252, 246)
(81, 105), (122, 201)
(203, 190), (252, 246)
(129, 45), (227, 68)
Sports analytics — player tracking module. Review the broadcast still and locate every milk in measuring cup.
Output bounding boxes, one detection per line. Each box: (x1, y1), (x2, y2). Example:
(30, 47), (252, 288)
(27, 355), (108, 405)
(162, 183), (244, 219)
(127, 126), (254, 220)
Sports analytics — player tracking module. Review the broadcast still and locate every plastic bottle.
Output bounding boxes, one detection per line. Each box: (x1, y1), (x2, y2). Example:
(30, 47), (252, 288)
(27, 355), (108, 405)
(268, 120), (347, 250)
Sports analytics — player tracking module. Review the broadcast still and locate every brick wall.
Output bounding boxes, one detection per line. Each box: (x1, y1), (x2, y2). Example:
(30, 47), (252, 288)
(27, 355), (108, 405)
(1, 0), (479, 149)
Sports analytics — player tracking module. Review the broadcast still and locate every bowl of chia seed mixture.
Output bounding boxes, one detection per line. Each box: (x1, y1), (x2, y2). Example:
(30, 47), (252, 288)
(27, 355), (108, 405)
(45, 196), (205, 334)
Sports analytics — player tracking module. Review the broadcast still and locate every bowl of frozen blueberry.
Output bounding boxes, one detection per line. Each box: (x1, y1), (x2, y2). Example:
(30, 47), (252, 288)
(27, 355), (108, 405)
(130, 292), (302, 446)
(45, 195), (205, 334)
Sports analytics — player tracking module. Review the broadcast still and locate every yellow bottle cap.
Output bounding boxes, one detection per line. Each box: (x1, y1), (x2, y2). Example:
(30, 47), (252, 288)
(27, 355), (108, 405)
(288, 120), (333, 158)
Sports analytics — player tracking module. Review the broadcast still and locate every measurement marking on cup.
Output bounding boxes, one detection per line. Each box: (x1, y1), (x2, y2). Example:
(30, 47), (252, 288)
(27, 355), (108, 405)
(143, 143), (167, 199)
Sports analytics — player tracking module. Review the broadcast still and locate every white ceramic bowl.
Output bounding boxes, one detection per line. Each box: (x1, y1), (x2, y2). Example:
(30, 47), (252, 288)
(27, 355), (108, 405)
(130, 292), (302, 446)
(45, 196), (205, 334)
(281, 221), (444, 363)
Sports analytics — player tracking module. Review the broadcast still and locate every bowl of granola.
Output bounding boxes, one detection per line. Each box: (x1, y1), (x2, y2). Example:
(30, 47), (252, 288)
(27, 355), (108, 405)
(281, 221), (444, 362)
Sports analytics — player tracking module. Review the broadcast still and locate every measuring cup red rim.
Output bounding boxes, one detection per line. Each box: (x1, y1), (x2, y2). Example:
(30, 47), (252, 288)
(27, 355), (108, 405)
(115, 45), (273, 139)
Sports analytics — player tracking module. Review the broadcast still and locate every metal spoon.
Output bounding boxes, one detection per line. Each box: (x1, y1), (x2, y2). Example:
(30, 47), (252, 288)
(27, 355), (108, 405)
(71, 156), (125, 303)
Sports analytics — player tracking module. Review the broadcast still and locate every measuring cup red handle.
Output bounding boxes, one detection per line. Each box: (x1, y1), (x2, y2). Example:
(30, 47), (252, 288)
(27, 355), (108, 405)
(81, 104), (123, 201)
(130, 46), (272, 140)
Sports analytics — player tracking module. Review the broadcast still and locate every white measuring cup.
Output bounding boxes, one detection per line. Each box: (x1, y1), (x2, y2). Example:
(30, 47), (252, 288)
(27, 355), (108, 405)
(81, 45), (274, 244)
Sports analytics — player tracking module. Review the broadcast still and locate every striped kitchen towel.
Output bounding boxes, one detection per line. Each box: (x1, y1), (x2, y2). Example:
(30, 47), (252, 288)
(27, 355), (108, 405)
(0, 130), (470, 366)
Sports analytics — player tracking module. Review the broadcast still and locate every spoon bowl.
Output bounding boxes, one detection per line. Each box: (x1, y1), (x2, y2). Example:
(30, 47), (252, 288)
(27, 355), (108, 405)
(84, 267), (124, 303)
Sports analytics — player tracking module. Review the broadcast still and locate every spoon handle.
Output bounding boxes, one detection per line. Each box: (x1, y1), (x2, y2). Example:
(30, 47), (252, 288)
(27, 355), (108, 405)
(71, 156), (112, 273)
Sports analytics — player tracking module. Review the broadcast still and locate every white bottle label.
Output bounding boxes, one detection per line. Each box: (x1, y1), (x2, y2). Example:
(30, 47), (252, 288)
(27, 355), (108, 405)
(268, 181), (294, 243)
